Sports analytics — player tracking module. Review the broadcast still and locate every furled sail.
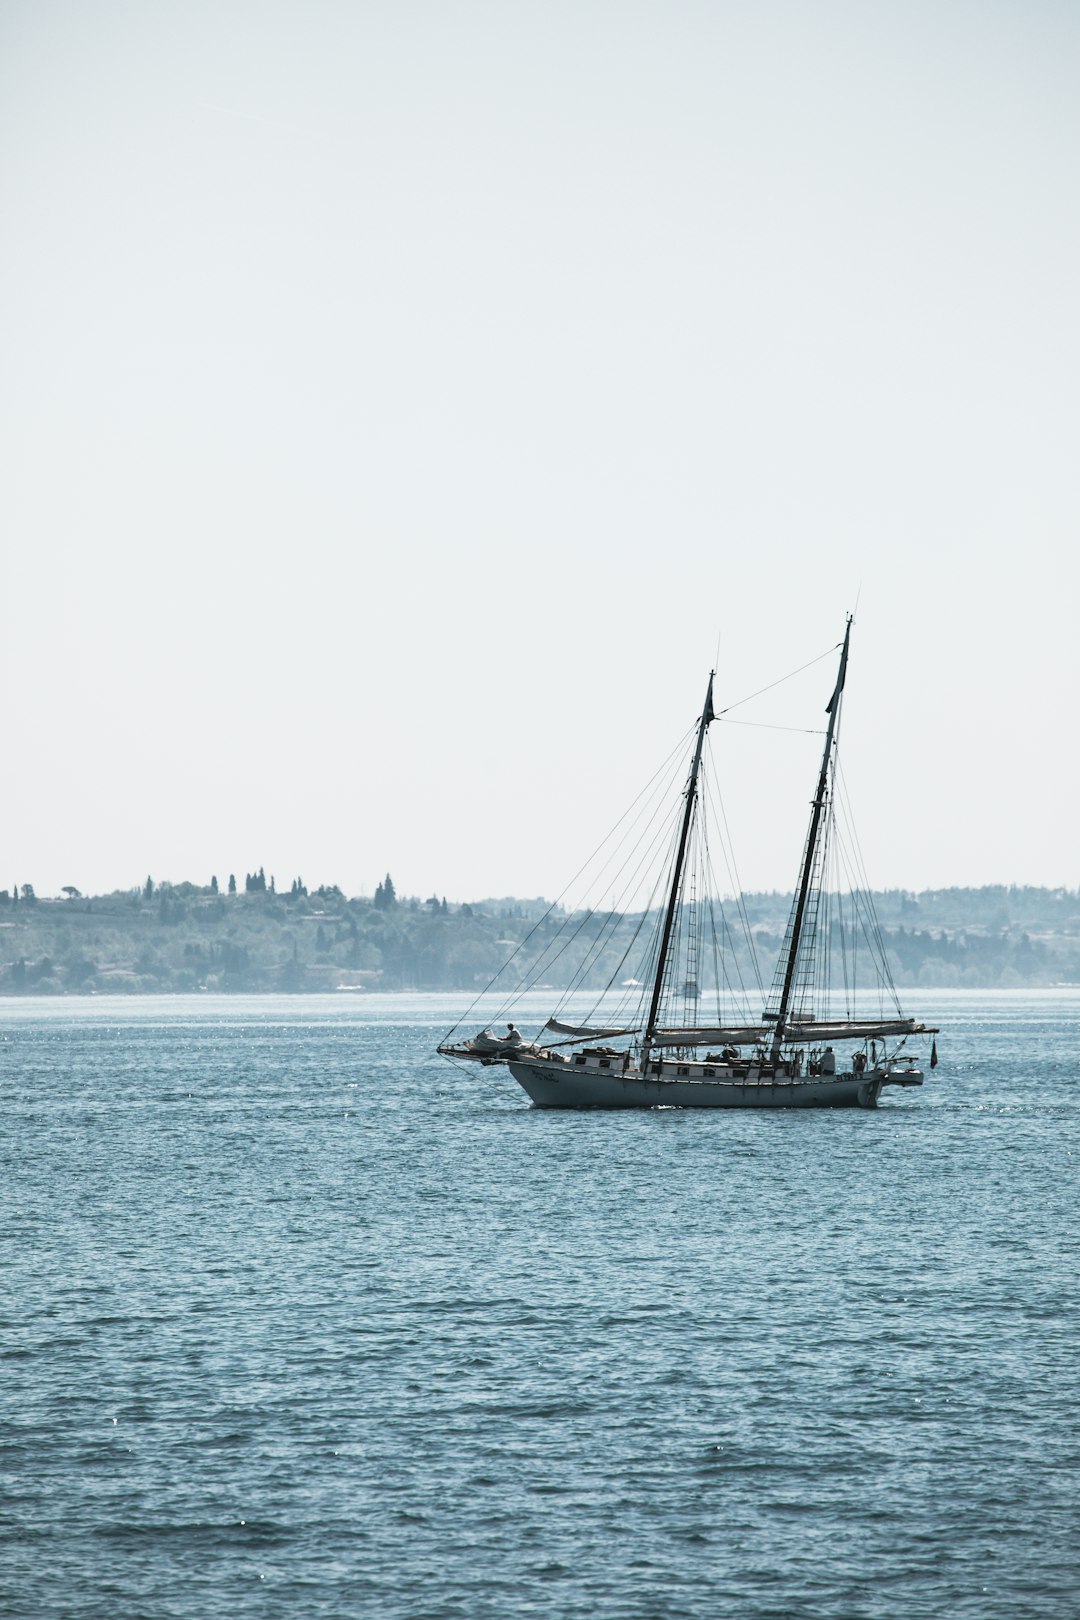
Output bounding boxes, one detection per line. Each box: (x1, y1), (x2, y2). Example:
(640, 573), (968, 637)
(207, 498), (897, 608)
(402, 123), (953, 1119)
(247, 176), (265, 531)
(786, 1018), (939, 1041)
(651, 1026), (766, 1048)
(544, 1018), (639, 1039)
(650, 1018), (938, 1047)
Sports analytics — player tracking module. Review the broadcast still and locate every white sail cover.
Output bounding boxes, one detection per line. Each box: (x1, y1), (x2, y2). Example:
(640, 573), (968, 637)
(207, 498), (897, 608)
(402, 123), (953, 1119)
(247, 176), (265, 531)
(787, 1018), (935, 1041)
(544, 1018), (639, 1040)
(652, 1017), (934, 1047)
(651, 1026), (766, 1047)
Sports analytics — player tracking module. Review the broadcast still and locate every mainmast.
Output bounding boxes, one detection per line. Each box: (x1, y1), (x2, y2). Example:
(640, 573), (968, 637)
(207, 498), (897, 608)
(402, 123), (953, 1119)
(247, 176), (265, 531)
(640, 672), (715, 1069)
(768, 618), (852, 1063)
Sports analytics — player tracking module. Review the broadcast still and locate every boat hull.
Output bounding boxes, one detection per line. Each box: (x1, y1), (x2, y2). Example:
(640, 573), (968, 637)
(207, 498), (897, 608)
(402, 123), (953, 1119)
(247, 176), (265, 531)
(506, 1057), (887, 1110)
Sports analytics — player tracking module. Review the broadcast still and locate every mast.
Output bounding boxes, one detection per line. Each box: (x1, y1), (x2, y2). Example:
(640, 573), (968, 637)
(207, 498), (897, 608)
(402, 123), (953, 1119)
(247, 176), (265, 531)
(769, 617), (851, 1062)
(640, 672), (715, 1069)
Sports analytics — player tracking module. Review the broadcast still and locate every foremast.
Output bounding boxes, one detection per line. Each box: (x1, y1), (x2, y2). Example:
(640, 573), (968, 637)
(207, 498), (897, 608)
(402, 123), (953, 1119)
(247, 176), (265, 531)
(768, 617), (851, 1064)
(640, 672), (715, 1071)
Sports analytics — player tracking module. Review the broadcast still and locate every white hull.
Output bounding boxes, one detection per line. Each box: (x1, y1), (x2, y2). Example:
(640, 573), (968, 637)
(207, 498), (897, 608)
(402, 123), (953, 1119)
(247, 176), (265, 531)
(505, 1056), (913, 1110)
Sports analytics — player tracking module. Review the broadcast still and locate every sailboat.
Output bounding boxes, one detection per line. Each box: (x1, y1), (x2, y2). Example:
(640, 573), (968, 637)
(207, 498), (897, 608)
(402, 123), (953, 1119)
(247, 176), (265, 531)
(439, 618), (939, 1109)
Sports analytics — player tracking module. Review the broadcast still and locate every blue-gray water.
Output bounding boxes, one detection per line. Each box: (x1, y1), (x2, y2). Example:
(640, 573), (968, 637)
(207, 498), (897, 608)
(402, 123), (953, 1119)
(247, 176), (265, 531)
(2, 991), (1078, 1619)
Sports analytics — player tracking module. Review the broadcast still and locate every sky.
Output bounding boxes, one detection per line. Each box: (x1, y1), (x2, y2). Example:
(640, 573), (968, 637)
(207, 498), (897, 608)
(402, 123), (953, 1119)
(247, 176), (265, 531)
(2, 0), (1078, 902)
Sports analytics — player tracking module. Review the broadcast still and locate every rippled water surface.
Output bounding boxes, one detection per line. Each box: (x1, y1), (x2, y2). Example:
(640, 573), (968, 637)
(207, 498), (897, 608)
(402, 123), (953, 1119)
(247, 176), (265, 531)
(2, 991), (1078, 1618)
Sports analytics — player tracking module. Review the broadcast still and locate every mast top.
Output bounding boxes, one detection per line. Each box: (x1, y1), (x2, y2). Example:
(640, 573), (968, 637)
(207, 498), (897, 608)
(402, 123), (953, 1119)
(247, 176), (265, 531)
(641, 669), (715, 1060)
(702, 670), (716, 728)
(769, 619), (853, 1059)
(826, 616), (853, 716)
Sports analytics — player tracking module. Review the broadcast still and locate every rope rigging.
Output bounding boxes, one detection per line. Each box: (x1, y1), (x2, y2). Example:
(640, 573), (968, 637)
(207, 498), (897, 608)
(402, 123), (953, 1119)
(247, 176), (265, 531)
(443, 630), (912, 1059)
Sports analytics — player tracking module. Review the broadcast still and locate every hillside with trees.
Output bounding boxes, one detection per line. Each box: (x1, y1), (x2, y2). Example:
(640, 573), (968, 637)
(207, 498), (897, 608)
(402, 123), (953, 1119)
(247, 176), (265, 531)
(1, 877), (1079, 996)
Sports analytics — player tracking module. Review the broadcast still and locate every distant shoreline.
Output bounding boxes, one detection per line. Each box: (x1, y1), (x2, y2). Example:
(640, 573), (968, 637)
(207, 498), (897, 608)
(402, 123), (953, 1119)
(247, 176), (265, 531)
(2, 881), (1079, 995)
(3, 983), (1080, 1000)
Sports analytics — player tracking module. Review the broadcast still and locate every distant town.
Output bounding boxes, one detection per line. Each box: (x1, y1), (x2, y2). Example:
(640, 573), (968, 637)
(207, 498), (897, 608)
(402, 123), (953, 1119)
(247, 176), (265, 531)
(1, 874), (1078, 995)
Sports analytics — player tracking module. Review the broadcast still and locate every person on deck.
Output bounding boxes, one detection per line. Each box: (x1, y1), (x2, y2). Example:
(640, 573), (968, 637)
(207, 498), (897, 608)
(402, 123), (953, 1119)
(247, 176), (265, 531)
(505, 1023), (522, 1046)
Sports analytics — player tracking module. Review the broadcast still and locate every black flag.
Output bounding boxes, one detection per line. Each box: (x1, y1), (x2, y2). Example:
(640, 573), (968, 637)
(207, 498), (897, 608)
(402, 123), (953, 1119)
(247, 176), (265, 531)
(825, 622), (852, 714)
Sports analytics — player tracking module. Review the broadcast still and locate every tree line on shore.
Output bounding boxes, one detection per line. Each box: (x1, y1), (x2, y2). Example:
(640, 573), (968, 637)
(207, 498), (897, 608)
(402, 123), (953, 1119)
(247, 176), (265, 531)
(1, 876), (1079, 995)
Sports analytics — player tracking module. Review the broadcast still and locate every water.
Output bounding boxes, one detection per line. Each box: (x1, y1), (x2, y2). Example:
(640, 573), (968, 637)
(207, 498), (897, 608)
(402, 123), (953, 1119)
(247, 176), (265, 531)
(1, 991), (1078, 1619)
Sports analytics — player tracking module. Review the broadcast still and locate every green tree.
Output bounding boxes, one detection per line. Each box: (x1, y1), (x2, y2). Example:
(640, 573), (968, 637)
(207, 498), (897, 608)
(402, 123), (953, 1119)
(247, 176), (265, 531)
(144, 876), (154, 900)
(228, 873), (237, 895)
(374, 873), (397, 911)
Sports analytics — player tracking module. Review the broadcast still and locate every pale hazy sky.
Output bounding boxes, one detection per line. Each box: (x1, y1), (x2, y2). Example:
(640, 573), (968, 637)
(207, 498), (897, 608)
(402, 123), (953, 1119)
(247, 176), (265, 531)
(3, 0), (1078, 902)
